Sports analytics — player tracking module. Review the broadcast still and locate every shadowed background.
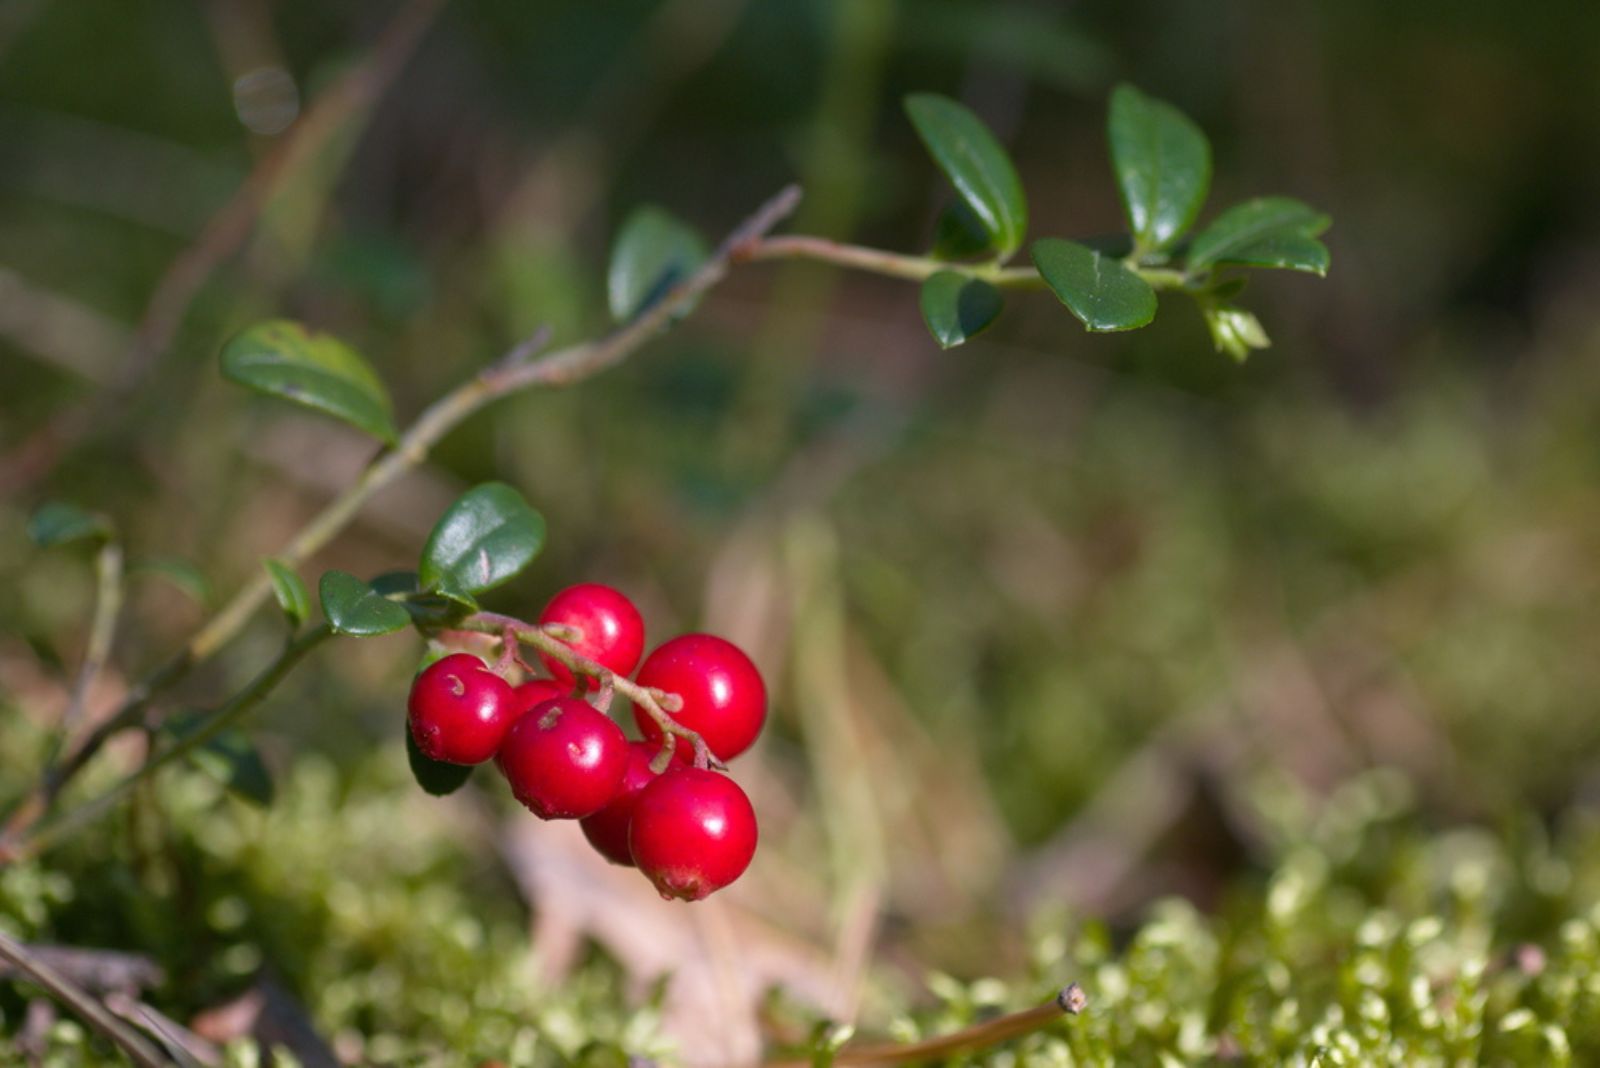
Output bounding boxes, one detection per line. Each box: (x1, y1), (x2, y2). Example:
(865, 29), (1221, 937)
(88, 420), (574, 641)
(3, 1), (1600, 1064)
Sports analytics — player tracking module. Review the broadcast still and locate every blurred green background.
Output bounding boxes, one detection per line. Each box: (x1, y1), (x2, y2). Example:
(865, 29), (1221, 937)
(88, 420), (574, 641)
(4, 1), (1600, 1064)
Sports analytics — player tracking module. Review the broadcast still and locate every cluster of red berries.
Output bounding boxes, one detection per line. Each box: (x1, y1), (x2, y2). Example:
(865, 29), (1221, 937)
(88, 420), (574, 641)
(405, 583), (764, 901)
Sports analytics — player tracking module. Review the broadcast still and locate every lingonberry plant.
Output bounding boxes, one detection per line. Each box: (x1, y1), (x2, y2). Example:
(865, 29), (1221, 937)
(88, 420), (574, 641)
(6, 83), (1329, 926)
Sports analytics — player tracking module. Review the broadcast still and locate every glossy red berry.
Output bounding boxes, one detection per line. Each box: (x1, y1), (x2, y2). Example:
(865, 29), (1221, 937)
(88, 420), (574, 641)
(629, 767), (757, 901)
(496, 697), (629, 819)
(514, 677), (568, 711)
(578, 741), (661, 866)
(537, 583), (645, 689)
(632, 634), (766, 762)
(407, 653), (516, 765)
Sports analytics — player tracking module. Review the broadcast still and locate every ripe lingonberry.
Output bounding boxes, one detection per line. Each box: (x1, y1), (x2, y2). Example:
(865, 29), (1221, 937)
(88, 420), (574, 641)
(538, 583), (645, 689)
(633, 634), (766, 762)
(629, 767), (757, 901)
(514, 677), (567, 711)
(496, 697), (629, 819)
(407, 653), (517, 765)
(578, 740), (660, 866)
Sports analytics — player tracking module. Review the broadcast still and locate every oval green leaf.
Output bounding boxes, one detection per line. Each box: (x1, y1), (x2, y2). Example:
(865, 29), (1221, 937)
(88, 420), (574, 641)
(28, 502), (112, 548)
(1108, 84), (1211, 252)
(264, 558), (311, 628)
(406, 725), (474, 796)
(919, 271), (1003, 349)
(318, 569), (411, 637)
(419, 482), (545, 596)
(220, 320), (398, 444)
(1031, 238), (1158, 332)
(1187, 196), (1330, 272)
(905, 93), (1028, 258)
(607, 206), (709, 323)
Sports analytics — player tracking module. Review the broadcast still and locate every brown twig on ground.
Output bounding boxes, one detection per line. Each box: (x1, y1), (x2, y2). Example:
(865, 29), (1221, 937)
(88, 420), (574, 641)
(0, 931), (171, 1068)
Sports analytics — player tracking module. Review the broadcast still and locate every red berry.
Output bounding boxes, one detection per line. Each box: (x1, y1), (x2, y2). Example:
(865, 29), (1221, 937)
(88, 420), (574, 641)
(514, 677), (568, 711)
(633, 634), (766, 762)
(496, 697), (629, 819)
(629, 767), (757, 901)
(537, 583), (645, 690)
(579, 741), (662, 866)
(407, 653), (516, 765)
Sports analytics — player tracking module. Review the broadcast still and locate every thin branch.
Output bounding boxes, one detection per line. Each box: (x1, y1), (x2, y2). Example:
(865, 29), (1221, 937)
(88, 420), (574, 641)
(742, 235), (1191, 292)
(10, 626), (334, 862)
(0, 930), (171, 1068)
(763, 985), (1087, 1068)
(44, 539), (123, 767)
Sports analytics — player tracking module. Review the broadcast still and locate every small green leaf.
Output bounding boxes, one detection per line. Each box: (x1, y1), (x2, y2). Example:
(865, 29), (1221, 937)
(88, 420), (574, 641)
(419, 483), (546, 596)
(1108, 84), (1211, 252)
(166, 714), (274, 807)
(1031, 238), (1158, 332)
(919, 271), (1003, 349)
(220, 320), (398, 444)
(406, 722), (474, 796)
(130, 557), (210, 606)
(264, 559), (311, 628)
(607, 206), (709, 323)
(905, 93), (1028, 258)
(930, 201), (996, 260)
(1187, 196), (1331, 275)
(28, 503), (112, 548)
(403, 575), (480, 628)
(1201, 302), (1271, 361)
(318, 569), (411, 637)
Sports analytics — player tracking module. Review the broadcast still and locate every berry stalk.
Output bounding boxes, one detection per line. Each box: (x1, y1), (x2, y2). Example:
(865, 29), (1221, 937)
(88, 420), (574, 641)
(460, 611), (719, 771)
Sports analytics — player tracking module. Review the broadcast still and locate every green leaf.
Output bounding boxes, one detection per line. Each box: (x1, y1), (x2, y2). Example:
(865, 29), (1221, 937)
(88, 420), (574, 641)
(406, 725), (474, 796)
(318, 569), (411, 637)
(930, 201), (996, 260)
(1108, 84), (1211, 252)
(166, 715), (274, 807)
(919, 271), (1003, 349)
(219, 320), (398, 444)
(1031, 238), (1158, 332)
(606, 206), (709, 323)
(28, 503), (112, 548)
(264, 559), (311, 628)
(419, 483), (546, 596)
(1188, 197), (1331, 275)
(130, 557), (210, 606)
(905, 93), (1028, 258)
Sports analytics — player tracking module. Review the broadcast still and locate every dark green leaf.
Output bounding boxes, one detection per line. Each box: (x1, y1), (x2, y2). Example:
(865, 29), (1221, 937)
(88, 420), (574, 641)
(1188, 197), (1331, 275)
(219, 320), (398, 444)
(1108, 85), (1211, 252)
(403, 576), (480, 628)
(930, 200), (996, 260)
(166, 714), (274, 807)
(1031, 238), (1158, 332)
(407, 724), (474, 796)
(606, 206), (708, 323)
(905, 93), (1028, 257)
(28, 502), (112, 548)
(264, 558), (311, 628)
(318, 569), (411, 637)
(130, 557), (210, 606)
(419, 483), (546, 596)
(369, 570), (421, 597)
(919, 271), (1003, 349)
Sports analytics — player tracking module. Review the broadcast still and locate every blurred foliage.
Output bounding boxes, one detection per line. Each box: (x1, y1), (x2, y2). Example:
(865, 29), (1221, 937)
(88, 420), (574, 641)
(4, 0), (1600, 1062)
